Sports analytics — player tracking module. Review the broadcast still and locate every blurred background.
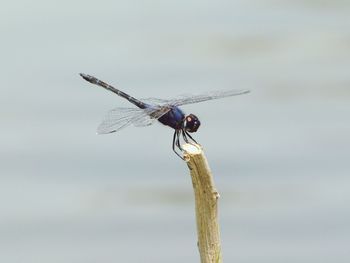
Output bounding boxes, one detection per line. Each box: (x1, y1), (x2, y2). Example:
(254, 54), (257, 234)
(1, 0), (350, 262)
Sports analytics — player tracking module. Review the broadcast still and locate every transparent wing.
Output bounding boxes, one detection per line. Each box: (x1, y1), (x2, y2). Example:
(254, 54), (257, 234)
(141, 89), (250, 107)
(132, 115), (156, 127)
(97, 107), (150, 134)
(133, 106), (171, 127)
(170, 89), (250, 106)
(140, 97), (171, 106)
(97, 106), (171, 134)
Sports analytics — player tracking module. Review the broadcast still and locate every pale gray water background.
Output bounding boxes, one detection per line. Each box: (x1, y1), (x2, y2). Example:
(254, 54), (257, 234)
(1, 1), (350, 262)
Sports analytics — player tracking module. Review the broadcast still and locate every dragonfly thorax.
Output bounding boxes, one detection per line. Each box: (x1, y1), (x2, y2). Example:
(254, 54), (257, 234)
(183, 114), (201, 133)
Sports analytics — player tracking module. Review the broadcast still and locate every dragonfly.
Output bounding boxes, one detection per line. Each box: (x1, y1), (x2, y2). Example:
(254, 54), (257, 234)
(80, 73), (249, 159)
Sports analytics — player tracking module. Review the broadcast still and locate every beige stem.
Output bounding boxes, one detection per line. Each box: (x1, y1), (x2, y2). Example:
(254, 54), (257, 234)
(183, 143), (222, 263)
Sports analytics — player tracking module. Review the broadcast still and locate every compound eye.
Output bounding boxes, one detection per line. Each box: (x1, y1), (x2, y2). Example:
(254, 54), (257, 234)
(185, 114), (200, 133)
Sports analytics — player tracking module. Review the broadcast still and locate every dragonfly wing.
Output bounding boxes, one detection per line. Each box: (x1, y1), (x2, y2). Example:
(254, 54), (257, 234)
(97, 106), (171, 134)
(140, 97), (172, 106)
(132, 106), (171, 127)
(97, 107), (151, 134)
(132, 116), (156, 127)
(169, 89), (250, 106)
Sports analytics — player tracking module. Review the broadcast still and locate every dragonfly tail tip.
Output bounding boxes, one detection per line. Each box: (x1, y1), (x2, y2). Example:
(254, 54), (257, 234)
(79, 73), (90, 82)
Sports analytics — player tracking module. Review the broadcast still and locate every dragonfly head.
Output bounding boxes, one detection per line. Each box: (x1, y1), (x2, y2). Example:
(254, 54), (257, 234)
(183, 114), (201, 133)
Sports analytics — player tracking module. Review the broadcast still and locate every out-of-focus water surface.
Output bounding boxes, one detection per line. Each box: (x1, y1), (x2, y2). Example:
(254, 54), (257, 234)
(1, 1), (350, 262)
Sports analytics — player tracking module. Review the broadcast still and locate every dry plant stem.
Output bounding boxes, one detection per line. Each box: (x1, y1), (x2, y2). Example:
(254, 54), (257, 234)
(183, 143), (222, 263)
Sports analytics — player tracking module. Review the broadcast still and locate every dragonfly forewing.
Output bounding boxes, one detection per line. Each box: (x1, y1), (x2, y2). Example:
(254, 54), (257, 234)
(169, 90), (250, 106)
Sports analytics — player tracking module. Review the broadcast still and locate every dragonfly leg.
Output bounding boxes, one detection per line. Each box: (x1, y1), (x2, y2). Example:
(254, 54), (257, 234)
(176, 130), (183, 151)
(181, 129), (190, 143)
(172, 130), (177, 151)
(184, 131), (198, 144)
(172, 130), (184, 160)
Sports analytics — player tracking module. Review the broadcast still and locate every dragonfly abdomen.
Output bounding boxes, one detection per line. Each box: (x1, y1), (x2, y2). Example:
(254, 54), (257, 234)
(80, 73), (146, 109)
